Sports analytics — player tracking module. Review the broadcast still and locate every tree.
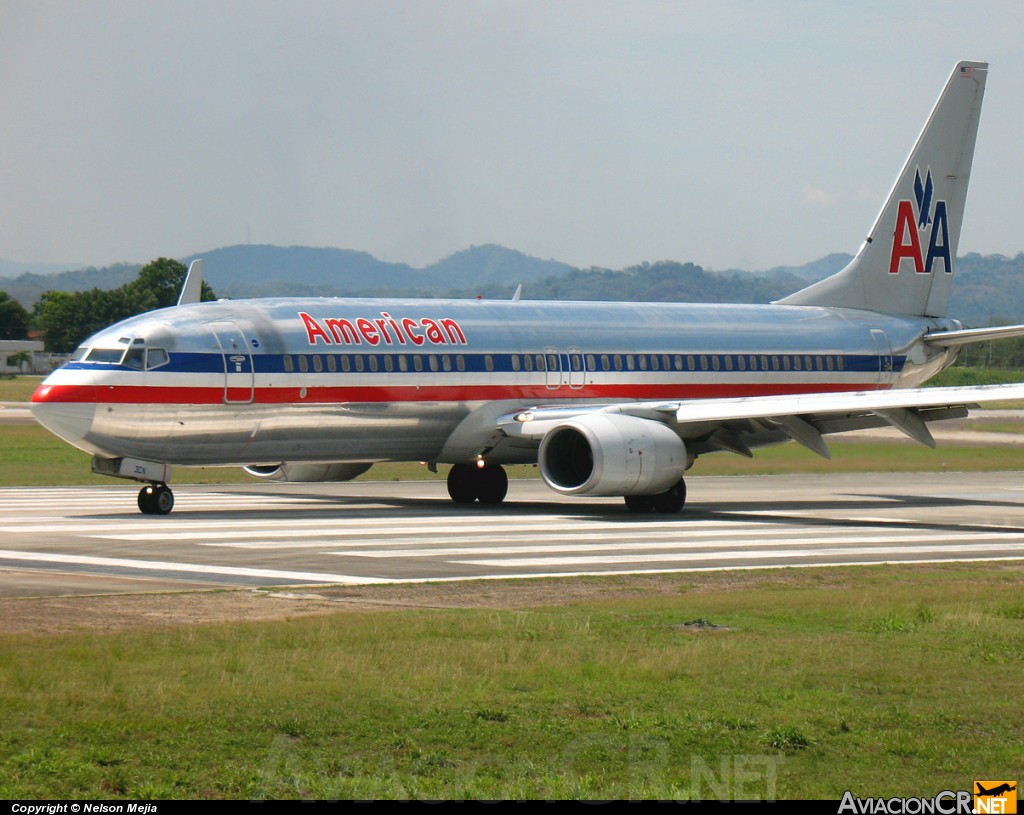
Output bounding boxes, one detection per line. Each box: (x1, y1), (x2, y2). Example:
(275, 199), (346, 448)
(7, 350), (31, 373)
(128, 257), (216, 309)
(33, 259), (218, 352)
(0, 290), (31, 339)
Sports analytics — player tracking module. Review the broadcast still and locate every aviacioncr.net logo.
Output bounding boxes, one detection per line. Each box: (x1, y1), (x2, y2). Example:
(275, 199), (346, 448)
(838, 790), (972, 814)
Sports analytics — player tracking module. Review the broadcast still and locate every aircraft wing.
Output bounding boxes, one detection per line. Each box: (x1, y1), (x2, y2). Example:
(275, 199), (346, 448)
(498, 383), (1024, 459)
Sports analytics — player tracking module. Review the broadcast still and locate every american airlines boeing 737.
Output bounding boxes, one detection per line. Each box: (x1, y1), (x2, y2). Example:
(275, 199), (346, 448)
(30, 61), (1024, 515)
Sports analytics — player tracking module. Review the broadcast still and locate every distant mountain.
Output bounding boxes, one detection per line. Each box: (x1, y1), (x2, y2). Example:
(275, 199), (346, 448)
(1, 263), (143, 307)
(0, 244), (573, 306)
(755, 253), (854, 283)
(477, 261), (809, 305)
(4, 244), (1024, 327)
(948, 252), (1024, 327)
(181, 244), (573, 299)
(0, 258), (88, 277)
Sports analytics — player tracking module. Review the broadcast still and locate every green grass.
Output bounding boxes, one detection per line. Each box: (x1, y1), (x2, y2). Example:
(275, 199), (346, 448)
(692, 441), (1024, 475)
(974, 422), (1024, 434)
(0, 375), (43, 401)
(926, 366), (1024, 387)
(1, 564), (1021, 799)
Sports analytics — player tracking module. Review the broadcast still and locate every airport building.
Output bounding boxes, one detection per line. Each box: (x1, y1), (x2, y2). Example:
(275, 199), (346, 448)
(0, 340), (60, 375)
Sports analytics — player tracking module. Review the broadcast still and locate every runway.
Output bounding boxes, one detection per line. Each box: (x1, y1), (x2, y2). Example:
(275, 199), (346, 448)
(2, 472), (1024, 597)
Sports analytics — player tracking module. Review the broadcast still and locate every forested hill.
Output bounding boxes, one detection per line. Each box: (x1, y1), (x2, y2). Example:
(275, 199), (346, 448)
(0, 244), (573, 306)
(4, 244), (1024, 328)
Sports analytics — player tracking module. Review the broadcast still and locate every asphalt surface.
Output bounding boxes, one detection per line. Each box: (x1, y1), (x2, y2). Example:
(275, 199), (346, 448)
(2, 473), (1023, 597)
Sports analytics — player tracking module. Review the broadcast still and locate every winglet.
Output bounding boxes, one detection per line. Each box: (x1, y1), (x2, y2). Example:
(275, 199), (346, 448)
(177, 259), (203, 306)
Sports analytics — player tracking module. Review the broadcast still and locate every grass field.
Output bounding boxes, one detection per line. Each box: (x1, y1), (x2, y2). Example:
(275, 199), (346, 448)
(0, 375), (43, 401)
(1, 564), (1021, 799)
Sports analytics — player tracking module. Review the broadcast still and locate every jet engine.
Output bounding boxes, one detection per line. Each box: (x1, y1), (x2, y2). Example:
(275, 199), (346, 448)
(538, 413), (688, 496)
(243, 462), (373, 482)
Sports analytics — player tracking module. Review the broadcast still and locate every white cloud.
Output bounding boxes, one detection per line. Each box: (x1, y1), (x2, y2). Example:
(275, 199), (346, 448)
(801, 185), (835, 206)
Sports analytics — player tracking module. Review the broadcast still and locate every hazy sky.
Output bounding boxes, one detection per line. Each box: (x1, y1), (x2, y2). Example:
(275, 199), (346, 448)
(2, 1), (1023, 272)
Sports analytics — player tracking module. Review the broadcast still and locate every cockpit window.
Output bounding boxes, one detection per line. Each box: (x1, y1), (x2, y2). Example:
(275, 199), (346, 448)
(123, 347), (146, 370)
(85, 348), (127, 364)
(74, 336), (167, 369)
(146, 348), (169, 369)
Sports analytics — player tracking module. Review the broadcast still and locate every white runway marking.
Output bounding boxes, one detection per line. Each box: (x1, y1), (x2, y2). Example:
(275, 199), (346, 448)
(457, 544), (1024, 568)
(1, 481), (1023, 590)
(0, 549), (389, 584)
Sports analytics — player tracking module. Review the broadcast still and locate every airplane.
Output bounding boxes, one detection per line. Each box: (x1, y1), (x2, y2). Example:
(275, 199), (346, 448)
(30, 60), (1024, 516)
(976, 784), (1016, 797)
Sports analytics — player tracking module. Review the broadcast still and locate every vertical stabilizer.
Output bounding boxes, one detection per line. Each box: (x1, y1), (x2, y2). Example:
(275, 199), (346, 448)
(779, 61), (987, 317)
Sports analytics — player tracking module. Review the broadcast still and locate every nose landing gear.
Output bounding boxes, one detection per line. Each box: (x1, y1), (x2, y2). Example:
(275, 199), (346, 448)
(138, 483), (174, 515)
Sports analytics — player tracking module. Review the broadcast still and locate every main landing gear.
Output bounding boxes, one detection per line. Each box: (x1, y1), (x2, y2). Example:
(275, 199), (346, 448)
(624, 478), (686, 514)
(138, 482), (174, 515)
(447, 463), (509, 505)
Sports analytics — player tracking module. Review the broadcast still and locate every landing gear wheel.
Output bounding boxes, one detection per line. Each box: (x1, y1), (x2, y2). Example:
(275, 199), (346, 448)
(138, 483), (174, 515)
(625, 479), (686, 514)
(447, 464), (478, 504)
(477, 464), (508, 505)
(447, 463), (508, 505)
(652, 478), (686, 514)
(624, 495), (655, 513)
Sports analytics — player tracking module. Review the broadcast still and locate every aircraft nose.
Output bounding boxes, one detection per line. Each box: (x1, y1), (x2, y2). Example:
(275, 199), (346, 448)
(30, 382), (98, 448)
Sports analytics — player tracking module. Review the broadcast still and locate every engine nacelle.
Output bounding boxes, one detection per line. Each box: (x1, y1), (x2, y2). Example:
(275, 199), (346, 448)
(243, 462), (373, 482)
(538, 413), (688, 496)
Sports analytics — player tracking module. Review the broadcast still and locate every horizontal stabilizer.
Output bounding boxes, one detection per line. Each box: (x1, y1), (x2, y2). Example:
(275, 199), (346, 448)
(924, 323), (1024, 347)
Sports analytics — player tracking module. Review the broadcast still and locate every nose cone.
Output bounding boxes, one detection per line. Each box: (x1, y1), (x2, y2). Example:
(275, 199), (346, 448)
(31, 379), (99, 450)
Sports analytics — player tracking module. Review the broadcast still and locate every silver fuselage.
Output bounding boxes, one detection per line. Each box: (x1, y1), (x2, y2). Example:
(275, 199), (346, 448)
(31, 297), (960, 468)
